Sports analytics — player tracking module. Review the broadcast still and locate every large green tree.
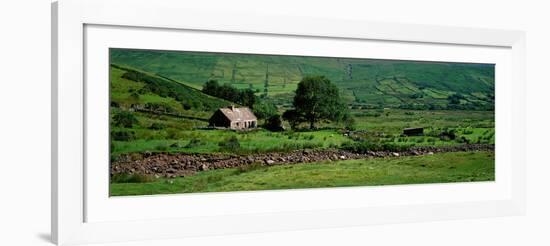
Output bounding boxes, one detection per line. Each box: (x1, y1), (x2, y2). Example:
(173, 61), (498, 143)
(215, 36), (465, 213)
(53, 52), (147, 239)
(292, 76), (347, 129)
(253, 100), (277, 119)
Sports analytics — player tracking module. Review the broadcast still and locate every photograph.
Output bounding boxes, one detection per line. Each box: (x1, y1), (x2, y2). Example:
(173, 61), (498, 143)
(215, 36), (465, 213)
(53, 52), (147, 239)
(109, 48), (495, 196)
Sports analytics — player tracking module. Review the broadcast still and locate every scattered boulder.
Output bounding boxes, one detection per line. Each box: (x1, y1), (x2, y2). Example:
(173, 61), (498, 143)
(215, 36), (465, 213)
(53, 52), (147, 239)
(199, 164), (209, 171)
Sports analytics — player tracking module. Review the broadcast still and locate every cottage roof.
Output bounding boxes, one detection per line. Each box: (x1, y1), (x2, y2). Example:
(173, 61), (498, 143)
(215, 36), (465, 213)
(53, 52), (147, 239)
(218, 106), (257, 122)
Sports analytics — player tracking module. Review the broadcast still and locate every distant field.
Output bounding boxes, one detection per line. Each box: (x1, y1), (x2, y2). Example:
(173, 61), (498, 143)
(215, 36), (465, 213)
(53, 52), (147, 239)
(110, 151), (495, 196)
(110, 48), (495, 109)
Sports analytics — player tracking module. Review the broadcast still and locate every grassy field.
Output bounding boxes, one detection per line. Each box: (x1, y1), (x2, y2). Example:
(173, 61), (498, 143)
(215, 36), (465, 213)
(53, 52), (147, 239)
(111, 128), (350, 156)
(110, 151), (495, 196)
(111, 107), (494, 157)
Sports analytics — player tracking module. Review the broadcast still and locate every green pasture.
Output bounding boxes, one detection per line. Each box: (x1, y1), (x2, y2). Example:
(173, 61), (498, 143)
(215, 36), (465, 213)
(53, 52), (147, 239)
(111, 107), (494, 157)
(111, 128), (350, 156)
(110, 151), (495, 196)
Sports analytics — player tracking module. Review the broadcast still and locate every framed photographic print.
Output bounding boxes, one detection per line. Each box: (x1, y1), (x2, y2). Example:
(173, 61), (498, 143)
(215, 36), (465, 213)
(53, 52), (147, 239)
(52, 0), (526, 245)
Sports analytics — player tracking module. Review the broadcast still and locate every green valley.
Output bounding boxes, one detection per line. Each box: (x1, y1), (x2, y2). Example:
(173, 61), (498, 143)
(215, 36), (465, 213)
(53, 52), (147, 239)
(108, 48), (495, 196)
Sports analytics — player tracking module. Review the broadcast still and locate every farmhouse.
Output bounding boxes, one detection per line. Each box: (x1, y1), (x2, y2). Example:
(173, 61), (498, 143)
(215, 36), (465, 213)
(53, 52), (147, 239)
(209, 105), (258, 130)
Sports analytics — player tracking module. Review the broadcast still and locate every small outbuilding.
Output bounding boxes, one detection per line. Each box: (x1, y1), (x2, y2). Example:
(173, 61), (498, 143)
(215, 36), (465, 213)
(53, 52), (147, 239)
(209, 105), (258, 130)
(403, 127), (424, 136)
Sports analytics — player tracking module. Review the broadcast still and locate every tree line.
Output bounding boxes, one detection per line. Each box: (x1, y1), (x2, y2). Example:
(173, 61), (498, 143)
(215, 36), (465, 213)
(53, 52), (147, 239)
(202, 80), (256, 108)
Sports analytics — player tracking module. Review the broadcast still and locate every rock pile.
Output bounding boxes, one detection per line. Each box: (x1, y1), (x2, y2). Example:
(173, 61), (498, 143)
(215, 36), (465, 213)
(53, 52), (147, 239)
(111, 144), (494, 178)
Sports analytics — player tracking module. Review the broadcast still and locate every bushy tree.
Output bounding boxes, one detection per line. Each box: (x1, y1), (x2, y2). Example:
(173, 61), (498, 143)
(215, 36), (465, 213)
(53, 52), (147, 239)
(291, 76), (348, 129)
(282, 109), (303, 130)
(253, 100), (278, 119)
(447, 93), (464, 105)
(219, 136), (240, 152)
(264, 114), (284, 132)
(343, 115), (356, 131)
(202, 79), (220, 96)
(240, 89), (256, 108)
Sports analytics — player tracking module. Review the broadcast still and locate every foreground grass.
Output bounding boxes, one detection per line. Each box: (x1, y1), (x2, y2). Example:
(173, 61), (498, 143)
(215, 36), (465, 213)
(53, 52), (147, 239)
(110, 151), (494, 196)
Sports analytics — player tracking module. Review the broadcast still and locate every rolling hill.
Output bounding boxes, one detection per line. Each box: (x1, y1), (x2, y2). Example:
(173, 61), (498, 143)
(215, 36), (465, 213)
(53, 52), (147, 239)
(110, 48), (495, 110)
(110, 64), (232, 119)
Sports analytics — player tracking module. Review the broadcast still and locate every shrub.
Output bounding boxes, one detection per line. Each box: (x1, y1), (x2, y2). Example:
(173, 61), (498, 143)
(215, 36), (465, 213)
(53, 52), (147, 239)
(149, 122), (166, 130)
(185, 138), (203, 148)
(111, 131), (135, 141)
(166, 128), (183, 139)
(182, 102), (192, 110)
(340, 141), (412, 153)
(415, 137), (426, 143)
(128, 92), (140, 102)
(155, 144), (169, 151)
(328, 143), (340, 148)
(264, 114), (284, 131)
(111, 173), (153, 183)
(456, 136), (470, 144)
(189, 101), (204, 110)
(462, 128), (474, 135)
(219, 136), (240, 152)
(282, 109), (304, 130)
(447, 93), (465, 105)
(144, 102), (175, 114)
(112, 111), (138, 128)
(110, 101), (120, 108)
(344, 116), (357, 131)
(439, 129), (457, 141)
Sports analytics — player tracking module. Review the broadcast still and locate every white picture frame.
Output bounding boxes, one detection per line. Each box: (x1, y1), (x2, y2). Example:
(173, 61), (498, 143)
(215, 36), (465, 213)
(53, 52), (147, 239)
(52, 0), (526, 245)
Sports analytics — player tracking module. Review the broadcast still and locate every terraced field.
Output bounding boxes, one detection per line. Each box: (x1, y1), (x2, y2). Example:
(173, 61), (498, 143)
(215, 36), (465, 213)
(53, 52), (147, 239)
(110, 48), (494, 109)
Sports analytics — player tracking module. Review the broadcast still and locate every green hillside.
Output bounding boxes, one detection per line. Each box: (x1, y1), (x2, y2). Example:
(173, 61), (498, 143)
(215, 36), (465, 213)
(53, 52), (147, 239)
(110, 64), (231, 118)
(110, 48), (495, 110)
